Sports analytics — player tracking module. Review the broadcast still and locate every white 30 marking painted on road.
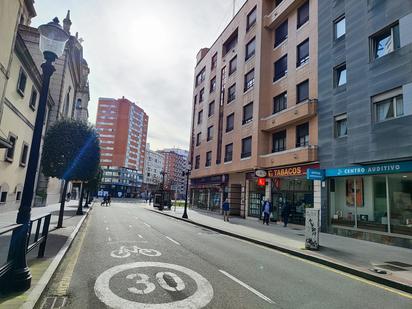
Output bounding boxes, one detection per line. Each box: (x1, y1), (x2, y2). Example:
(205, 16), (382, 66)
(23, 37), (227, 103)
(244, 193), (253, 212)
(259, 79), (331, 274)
(219, 270), (276, 305)
(94, 262), (214, 309)
(143, 223), (151, 228)
(165, 236), (180, 245)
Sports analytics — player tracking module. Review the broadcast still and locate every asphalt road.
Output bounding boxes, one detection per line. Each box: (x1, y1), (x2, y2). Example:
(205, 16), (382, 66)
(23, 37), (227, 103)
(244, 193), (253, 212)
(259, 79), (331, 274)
(38, 200), (412, 309)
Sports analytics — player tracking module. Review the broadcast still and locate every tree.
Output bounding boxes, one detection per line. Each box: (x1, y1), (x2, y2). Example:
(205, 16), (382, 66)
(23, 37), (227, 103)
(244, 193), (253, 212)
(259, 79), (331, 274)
(83, 168), (103, 207)
(41, 119), (100, 227)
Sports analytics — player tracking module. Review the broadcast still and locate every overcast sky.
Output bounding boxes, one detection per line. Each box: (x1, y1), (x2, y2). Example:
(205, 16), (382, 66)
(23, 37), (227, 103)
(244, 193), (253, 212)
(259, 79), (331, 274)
(32, 0), (246, 151)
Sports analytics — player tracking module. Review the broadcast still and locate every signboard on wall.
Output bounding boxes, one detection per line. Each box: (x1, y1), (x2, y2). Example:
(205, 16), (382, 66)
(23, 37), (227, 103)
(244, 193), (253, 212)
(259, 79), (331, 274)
(325, 161), (412, 177)
(268, 164), (319, 178)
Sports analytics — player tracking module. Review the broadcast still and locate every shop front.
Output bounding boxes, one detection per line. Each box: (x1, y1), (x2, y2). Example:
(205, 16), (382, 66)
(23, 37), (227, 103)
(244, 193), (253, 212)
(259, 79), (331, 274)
(310, 161), (412, 247)
(190, 175), (228, 212)
(246, 172), (265, 218)
(269, 164), (318, 225)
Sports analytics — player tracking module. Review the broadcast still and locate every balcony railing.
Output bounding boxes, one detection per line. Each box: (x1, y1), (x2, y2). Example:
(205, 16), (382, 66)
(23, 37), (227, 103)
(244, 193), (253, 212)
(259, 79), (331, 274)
(259, 145), (318, 168)
(264, 0), (300, 29)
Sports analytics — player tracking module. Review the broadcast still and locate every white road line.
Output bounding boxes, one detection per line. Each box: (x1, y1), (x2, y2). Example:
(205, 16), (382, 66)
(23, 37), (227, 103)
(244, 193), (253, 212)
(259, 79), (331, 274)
(108, 237), (111, 242)
(129, 225), (132, 228)
(219, 270), (276, 305)
(137, 234), (143, 239)
(143, 223), (151, 228)
(165, 236), (180, 245)
(106, 227), (109, 231)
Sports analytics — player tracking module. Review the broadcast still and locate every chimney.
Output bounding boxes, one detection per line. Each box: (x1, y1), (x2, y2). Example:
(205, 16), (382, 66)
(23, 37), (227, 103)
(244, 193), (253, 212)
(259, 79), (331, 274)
(63, 10), (72, 34)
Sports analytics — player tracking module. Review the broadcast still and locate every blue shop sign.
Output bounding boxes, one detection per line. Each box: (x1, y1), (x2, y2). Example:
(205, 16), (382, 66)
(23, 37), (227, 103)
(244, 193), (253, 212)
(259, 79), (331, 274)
(325, 161), (412, 177)
(307, 169), (325, 180)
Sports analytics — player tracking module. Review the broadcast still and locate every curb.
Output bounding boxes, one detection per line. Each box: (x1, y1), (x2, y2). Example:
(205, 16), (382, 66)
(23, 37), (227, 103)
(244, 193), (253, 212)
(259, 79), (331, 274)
(149, 208), (412, 295)
(21, 203), (94, 309)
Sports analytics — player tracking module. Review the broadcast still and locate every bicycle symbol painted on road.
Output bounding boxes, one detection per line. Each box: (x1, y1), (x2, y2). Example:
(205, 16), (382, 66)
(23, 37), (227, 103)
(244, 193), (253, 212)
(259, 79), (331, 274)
(110, 246), (161, 258)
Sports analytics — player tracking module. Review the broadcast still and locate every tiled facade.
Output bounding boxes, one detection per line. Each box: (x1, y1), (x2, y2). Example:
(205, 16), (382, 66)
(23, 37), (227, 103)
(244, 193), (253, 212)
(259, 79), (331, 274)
(159, 148), (189, 199)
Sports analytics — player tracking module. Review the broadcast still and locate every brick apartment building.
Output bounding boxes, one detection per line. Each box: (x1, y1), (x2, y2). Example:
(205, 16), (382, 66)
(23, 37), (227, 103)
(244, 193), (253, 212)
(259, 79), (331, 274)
(189, 0), (319, 223)
(159, 148), (189, 200)
(96, 97), (148, 198)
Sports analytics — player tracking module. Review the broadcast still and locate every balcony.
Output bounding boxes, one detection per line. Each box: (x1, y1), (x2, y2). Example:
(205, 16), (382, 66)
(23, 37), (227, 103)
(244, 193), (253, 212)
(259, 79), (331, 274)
(264, 0), (300, 29)
(259, 145), (317, 168)
(261, 99), (317, 132)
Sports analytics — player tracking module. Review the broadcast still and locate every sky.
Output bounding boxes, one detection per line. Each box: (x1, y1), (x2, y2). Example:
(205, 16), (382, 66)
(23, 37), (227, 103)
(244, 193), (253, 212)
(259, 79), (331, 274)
(32, 0), (247, 151)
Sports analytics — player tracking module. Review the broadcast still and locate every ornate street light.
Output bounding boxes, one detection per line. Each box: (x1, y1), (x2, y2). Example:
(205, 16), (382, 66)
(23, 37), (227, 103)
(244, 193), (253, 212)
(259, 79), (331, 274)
(182, 164), (191, 219)
(9, 18), (69, 291)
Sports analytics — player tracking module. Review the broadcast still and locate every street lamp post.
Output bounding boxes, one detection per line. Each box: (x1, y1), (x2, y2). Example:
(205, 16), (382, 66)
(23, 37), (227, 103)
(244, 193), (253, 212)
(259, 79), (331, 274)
(8, 18), (69, 291)
(182, 164), (191, 219)
(160, 170), (167, 210)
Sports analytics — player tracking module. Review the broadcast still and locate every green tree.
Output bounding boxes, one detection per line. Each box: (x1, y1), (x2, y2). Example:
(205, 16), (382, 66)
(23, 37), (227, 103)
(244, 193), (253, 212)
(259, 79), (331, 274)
(41, 119), (100, 227)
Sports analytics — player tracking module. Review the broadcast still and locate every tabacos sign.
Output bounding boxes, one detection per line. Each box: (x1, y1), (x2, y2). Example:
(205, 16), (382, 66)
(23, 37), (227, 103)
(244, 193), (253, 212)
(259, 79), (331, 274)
(268, 164), (319, 178)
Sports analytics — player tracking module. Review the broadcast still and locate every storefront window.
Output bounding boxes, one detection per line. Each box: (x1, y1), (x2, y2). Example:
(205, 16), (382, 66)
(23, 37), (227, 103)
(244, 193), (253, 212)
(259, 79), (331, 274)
(210, 188), (221, 212)
(330, 177), (356, 227)
(193, 189), (208, 209)
(388, 174), (412, 236)
(248, 180), (265, 218)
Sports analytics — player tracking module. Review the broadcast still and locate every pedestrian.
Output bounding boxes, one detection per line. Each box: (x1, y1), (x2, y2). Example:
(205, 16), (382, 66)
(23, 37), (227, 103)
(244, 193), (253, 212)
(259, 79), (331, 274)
(222, 198), (230, 222)
(66, 192), (71, 201)
(149, 192), (153, 205)
(262, 199), (272, 225)
(107, 194), (111, 206)
(281, 202), (290, 227)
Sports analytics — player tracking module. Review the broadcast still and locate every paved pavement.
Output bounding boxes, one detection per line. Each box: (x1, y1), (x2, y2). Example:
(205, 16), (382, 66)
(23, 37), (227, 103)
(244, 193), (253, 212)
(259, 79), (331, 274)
(37, 200), (412, 308)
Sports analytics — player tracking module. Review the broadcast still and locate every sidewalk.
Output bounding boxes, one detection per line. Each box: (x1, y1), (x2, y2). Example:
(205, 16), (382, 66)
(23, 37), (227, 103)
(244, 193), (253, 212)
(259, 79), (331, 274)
(0, 201), (93, 308)
(147, 204), (412, 294)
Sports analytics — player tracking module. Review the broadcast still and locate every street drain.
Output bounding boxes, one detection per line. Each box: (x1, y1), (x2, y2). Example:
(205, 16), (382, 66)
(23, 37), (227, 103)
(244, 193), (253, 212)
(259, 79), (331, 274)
(40, 296), (68, 309)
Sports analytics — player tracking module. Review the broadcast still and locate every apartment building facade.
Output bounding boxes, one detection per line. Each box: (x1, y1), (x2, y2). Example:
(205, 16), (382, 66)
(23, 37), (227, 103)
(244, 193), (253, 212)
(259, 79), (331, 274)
(143, 144), (165, 191)
(190, 0), (318, 223)
(160, 148), (189, 200)
(97, 97), (148, 197)
(316, 0), (412, 247)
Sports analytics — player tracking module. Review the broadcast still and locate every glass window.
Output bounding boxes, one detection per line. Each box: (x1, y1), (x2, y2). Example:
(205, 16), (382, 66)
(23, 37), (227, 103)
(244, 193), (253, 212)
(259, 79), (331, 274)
(273, 92), (287, 114)
(335, 64), (347, 87)
(241, 136), (252, 158)
(211, 53), (218, 70)
(297, 79), (309, 103)
(195, 155), (200, 169)
(207, 126), (213, 141)
(371, 24), (400, 59)
(225, 143), (233, 162)
(197, 110), (203, 124)
(272, 130), (286, 152)
(244, 69), (255, 92)
(208, 101), (215, 117)
(296, 122), (309, 147)
(334, 113), (348, 137)
(196, 67), (206, 86)
(247, 6), (257, 31)
(274, 55), (287, 82)
(297, 1), (309, 28)
(0, 191), (7, 203)
(210, 77), (216, 93)
(246, 37), (256, 60)
(20, 143), (29, 166)
(196, 132), (201, 146)
(199, 88), (205, 102)
(389, 174), (412, 236)
(373, 90), (403, 123)
(223, 29), (238, 56)
(205, 151), (212, 167)
(229, 56), (237, 75)
(17, 68), (27, 96)
(5, 134), (17, 162)
(226, 113), (234, 132)
(334, 16), (345, 39)
(275, 20), (288, 47)
(297, 38), (309, 67)
(242, 102), (253, 124)
(228, 83), (236, 103)
(29, 87), (37, 110)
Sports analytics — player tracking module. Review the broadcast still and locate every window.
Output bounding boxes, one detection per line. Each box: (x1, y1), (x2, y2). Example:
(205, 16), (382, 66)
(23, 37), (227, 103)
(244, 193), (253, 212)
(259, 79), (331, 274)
(207, 126), (214, 141)
(272, 130), (286, 152)
(334, 63), (346, 87)
(20, 143), (29, 166)
(243, 69), (255, 93)
(276, 0), (284, 6)
(229, 56), (237, 75)
(224, 143), (233, 162)
(334, 16), (345, 39)
(5, 134), (17, 162)
(0, 192), (7, 203)
(205, 151), (212, 167)
(199, 88), (205, 102)
(195, 155), (200, 169)
(334, 114), (348, 137)
(16, 191), (21, 201)
(29, 87), (37, 110)
(297, 79), (309, 103)
(247, 6), (257, 31)
(297, 1), (309, 28)
(241, 136), (252, 158)
(296, 123), (309, 147)
(210, 77), (216, 93)
(197, 110), (203, 124)
(194, 95), (197, 106)
(208, 101), (215, 117)
(275, 20), (288, 47)
(223, 29), (238, 56)
(196, 132), (201, 146)
(373, 88), (404, 122)
(245, 37), (256, 60)
(211, 53), (218, 70)
(242, 102), (253, 124)
(226, 113), (234, 132)
(196, 67), (206, 86)
(228, 84), (236, 103)
(371, 23), (400, 60)
(297, 38), (309, 67)
(17, 68), (27, 96)
(274, 55), (287, 82)
(273, 92), (287, 114)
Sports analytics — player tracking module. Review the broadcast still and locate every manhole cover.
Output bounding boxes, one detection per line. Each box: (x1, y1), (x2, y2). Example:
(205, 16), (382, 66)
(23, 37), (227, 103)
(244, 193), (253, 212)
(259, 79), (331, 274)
(375, 264), (407, 272)
(40, 296), (68, 309)
(385, 261), (412, 268)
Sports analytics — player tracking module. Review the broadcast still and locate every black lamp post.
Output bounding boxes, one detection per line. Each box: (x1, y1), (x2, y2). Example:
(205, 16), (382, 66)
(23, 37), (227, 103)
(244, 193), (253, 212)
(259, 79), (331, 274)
(182, 164), (191, 219)
(8, 18), (69, 291)
(160, 170), (167, 210)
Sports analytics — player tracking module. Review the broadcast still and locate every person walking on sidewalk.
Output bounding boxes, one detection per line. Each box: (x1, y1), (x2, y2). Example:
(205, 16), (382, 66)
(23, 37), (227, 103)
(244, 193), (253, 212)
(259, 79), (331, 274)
(222, 198), (230, 222)
(262, 199), (272, 225)
(281, 202), (290, 227)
